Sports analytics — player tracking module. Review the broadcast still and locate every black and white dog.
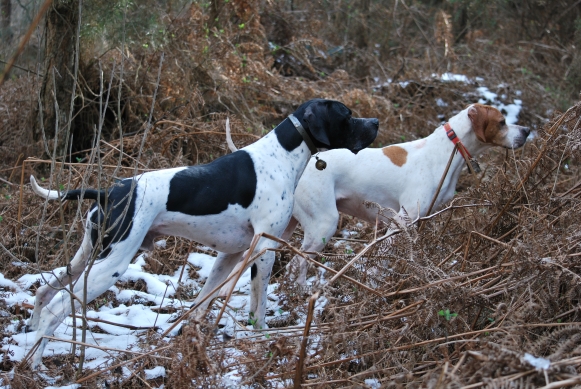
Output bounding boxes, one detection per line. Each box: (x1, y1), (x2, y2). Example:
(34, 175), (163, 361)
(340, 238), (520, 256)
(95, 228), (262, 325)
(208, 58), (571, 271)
(26, 99), (379, 369)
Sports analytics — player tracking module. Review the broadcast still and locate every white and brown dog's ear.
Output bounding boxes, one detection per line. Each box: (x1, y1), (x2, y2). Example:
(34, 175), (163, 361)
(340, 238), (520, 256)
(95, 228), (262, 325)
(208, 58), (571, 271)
(468, 104), (488, 143)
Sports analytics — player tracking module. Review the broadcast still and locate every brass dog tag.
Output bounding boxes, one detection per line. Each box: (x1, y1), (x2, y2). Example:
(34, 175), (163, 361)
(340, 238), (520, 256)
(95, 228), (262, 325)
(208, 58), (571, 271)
(315, 156), (327, 170)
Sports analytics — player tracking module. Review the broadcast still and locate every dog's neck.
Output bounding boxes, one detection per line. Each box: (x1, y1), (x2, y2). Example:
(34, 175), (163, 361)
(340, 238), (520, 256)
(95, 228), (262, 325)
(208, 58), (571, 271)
(424, 109), (492, 183)
(288, 114), (318, 155)
(269, 117), (317, 156)
(247, 118), (313, 187)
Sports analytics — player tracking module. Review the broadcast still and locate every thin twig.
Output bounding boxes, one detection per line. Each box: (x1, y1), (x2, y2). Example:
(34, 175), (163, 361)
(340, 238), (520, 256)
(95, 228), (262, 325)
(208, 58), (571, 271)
(294, 291), (320, 388)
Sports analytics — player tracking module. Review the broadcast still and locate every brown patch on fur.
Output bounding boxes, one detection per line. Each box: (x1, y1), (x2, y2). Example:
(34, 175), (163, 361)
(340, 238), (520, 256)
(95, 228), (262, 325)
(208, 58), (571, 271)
(468, 104), (506, 144)
(382, 146), (408, 167)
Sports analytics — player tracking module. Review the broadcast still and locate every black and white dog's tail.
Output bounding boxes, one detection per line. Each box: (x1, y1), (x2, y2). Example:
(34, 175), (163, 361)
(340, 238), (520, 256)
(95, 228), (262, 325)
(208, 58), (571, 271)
(30, 175), (105, 202)
(225, 117), (238, 153)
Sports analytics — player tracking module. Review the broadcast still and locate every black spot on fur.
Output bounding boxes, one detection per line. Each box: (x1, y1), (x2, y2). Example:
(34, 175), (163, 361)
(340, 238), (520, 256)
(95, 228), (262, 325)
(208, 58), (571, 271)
(89, 178), (137, 258)
(274, 118), (303, 152)
(251, 264), (257, 280)
(166, 151), (257, 215)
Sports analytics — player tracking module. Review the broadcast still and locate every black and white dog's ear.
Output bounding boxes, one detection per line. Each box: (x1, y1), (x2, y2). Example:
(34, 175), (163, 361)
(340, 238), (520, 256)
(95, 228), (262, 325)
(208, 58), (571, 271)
(303, 103), (331, 147)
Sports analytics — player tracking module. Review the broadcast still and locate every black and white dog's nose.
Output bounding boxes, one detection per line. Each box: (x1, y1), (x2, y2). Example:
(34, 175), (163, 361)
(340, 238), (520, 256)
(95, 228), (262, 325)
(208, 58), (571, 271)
(370, 118), (379, 128)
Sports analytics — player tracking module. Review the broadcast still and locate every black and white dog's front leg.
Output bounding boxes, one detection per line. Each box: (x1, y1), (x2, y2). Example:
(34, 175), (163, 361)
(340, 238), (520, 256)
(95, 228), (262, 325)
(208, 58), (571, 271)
(191, 237), (278, 330)
(191, 251), (245, 320)
(248, 237), (278, 328)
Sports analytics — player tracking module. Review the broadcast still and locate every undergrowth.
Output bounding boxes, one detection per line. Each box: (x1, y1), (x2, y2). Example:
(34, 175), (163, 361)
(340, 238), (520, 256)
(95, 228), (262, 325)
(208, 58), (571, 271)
(1, 0), (581, 387)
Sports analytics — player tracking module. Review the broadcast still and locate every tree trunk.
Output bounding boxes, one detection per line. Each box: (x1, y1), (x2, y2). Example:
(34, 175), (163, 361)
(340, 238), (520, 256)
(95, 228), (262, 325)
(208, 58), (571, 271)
(354, 0), (370, 49)
(0, 0), (11, 43)
(34, 0), (79, 158)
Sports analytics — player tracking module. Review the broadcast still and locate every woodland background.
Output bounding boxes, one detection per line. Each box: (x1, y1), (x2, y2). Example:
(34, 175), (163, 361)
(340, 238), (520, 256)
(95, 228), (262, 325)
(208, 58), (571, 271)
(1, 0), (581, 387)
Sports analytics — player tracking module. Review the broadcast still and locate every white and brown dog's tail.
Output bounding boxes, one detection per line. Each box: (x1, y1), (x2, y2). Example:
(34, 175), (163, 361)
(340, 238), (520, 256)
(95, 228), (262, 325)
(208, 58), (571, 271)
(30, 175), (105, 202)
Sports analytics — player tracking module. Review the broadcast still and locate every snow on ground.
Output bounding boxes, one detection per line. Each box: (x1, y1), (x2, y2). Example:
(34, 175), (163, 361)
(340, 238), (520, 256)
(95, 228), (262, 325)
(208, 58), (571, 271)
(0, 247), (326, 387)
(374, 72), (524, 125)
(435, 73), (523, 124)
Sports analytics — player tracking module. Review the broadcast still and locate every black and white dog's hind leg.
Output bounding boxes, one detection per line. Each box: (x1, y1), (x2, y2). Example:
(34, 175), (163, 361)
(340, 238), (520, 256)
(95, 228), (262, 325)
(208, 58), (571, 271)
(26, 232), (92, 332)
(29, 209), (157, 369)
(28, 176), (158, 369)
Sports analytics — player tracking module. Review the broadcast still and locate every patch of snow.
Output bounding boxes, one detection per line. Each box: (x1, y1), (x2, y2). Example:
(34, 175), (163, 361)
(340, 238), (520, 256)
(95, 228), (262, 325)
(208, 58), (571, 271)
(341, 229), (358, 238)
(187, 252), (217, 280)
(434, 73), (471, 83)
(523, 353), (550, 370)
(365, 378), (381, 389)
(45, 384), (80, 389)
(1, 273), (34, 306)
(144, 366), (166, 379)
(477, 86), (497, 102)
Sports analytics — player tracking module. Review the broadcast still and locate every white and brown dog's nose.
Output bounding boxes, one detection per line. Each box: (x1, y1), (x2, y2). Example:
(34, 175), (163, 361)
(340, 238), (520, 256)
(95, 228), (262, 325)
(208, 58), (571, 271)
(521, 126), (531, 138)
(510, 124), (531, 148)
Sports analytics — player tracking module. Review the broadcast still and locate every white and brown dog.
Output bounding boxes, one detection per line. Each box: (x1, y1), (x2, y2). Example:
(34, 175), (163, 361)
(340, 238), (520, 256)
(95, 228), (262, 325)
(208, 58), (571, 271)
(25, 99), (379, 369)
(285, 103), (530, 284)
(225, 103), (530, 286)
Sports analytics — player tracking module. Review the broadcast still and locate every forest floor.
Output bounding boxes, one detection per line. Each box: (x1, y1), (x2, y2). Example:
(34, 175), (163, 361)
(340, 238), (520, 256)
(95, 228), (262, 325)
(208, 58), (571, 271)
(1, 2), (581, 388)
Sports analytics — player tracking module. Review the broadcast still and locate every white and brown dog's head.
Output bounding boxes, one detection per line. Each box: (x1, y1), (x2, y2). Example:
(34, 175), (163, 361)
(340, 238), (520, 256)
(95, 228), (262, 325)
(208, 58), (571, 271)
(467, 103), (530, 149)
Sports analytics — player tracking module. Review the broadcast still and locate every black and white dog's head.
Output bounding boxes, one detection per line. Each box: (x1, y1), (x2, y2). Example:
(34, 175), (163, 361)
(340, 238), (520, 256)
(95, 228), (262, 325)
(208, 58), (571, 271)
(295, 99), (379, 153)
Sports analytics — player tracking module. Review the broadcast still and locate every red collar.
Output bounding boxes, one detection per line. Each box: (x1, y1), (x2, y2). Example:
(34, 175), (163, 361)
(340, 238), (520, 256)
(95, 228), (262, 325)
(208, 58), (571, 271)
(444, 122), (473, 161)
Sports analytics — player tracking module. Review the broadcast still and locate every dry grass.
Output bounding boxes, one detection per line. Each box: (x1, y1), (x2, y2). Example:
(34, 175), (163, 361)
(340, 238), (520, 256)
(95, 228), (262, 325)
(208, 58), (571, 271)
(1, 0), (581, 387)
